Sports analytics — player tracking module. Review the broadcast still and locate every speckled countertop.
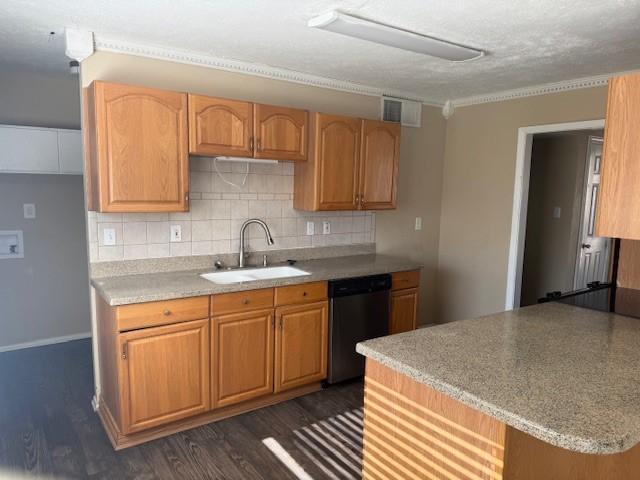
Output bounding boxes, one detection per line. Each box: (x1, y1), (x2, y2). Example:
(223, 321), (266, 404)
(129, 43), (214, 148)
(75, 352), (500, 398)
(357, 302), (640, 455)
(92, 254), (421, 306)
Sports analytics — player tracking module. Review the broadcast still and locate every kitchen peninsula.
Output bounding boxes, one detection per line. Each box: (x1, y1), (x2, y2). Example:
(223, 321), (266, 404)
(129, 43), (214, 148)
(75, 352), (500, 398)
(357, 302), (640, 479)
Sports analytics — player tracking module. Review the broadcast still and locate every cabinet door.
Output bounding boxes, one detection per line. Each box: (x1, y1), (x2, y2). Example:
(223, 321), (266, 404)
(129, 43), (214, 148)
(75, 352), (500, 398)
(390, 288), (419, 334)
(188, 94), (253, 157)
(212, 309), (274, 408)
(92, 81), (189, 212)
(274, 301), (328, 392)
(254, 104), (308, 161)
(596, 73), (640, 239)
(315, 114), (361, 210)
(359, 119), (401, 210)
(118, 319), (210, 434)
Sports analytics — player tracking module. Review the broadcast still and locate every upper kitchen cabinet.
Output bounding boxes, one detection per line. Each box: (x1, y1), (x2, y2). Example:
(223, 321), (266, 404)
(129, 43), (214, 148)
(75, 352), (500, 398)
(189, 95), (308, 161)
(294, 113), (361, 210)
(359, 119), (401, 210)
(294, 113), (401, 211)
(254, 104), (308, 161)
(596, 73), (640, 240)
(86, 81), (189, 212)
(188, 95), (253, 157)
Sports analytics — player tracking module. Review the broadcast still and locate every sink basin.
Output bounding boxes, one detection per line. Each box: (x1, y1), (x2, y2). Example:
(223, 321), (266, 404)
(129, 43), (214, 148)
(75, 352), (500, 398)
(200, 266), (311, 285)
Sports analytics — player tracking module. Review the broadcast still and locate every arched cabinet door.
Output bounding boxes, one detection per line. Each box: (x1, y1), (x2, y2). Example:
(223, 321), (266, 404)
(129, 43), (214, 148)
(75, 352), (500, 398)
(359, 119), (401, 210)
(89, 81), (189, 212)
(188, 94), (253, 157)
(254, 104), (308, 161)
(316, 114), (361, 210)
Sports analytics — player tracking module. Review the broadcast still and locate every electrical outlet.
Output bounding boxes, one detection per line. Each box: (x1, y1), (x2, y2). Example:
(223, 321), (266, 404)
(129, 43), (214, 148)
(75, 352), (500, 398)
(415, 217), (422, 231)
(306, 221), (315, 236)
(553, 207), (562, 219)
(323, 221), (331, 235)
(170, 225), (182, 242)
(103, 228), (116, 246)
(23, 204), (36, 219)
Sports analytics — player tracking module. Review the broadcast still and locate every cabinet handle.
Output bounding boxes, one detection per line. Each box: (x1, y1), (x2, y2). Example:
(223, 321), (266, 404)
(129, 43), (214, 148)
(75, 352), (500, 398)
(355, 194), (360, 205)
(242, 299), (250, 305)
(257, 138), (262, 151)
(302, 291), (307, 297)
(163, 309), (171, 316)
(249, 137), (254, 151)
(121, 343), (128, 360)
(279, 316), (284, 331)
(271, 317), (275, 327)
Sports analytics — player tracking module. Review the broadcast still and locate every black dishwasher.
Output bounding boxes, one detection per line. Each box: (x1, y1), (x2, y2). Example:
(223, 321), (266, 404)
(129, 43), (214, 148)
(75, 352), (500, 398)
(326, 274), (391, 384)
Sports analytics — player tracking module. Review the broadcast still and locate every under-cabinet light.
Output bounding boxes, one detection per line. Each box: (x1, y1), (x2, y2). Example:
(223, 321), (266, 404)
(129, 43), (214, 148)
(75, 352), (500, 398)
(308, 11), (484, 62)
(214, 157), (279, 164)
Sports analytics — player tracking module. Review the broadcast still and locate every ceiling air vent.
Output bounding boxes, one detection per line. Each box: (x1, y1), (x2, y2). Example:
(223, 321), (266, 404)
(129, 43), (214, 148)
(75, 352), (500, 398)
(381, 96), (422, 128)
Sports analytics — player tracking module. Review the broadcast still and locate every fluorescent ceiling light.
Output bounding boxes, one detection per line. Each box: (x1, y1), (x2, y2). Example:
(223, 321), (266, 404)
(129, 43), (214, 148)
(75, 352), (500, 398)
(308, 11), (484, 62)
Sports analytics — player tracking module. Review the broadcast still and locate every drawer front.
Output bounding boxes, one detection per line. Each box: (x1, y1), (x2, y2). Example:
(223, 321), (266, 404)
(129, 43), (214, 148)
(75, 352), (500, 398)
(391, 270), (420, 291)
(211, 288), (274, 315)
(116, 296), (209, 331)
(274, 282), (328, 306)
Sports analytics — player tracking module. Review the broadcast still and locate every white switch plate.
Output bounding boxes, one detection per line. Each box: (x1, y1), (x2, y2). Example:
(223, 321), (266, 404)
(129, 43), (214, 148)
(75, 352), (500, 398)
(23, 204), (36, 219)
(306, 221), (315, 236)
(170, 225), (182, 242)
(415, 217), (423, 231)
(553, 206), (562, 219)
(323, 221), (331, 235)
(103, 228), (116, 246)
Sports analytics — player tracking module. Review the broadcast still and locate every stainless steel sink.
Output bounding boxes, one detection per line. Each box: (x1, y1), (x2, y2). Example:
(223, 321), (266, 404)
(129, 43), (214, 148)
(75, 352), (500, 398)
(200, 266), (311, 285)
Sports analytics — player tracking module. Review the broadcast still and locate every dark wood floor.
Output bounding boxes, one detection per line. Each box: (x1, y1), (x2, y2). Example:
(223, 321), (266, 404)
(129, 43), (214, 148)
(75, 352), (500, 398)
(0, 339), (365, 479)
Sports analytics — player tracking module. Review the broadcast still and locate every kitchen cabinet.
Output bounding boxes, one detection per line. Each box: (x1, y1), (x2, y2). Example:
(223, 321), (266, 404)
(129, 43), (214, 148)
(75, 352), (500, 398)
(359, 119), (401, 209)
(390, 270), (420, 334)
(274, 301), (328, 392)
(118, 319), (210, 434)
(188, 95), (253, 157)
(188, 94), (308, 161)
(211, 308), (274, 408)
(86, 81), (189, 212)
(293, 113), (401, 211)
(254, 104), (308, 161)
(596, 73), (640, 240)
(390, 288), (419, 334)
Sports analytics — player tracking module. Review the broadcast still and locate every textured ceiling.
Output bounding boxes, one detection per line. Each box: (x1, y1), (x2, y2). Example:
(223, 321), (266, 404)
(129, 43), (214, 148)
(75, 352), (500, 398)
(1, 0), (640, 102)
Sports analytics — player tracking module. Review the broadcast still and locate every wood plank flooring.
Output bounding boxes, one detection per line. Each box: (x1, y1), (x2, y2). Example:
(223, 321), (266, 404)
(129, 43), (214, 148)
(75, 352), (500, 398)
(0, 339), (365, 479)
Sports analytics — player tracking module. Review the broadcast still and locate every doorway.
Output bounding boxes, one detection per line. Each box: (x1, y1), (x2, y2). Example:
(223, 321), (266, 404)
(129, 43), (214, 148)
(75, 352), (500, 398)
(505, 120), (607, 310)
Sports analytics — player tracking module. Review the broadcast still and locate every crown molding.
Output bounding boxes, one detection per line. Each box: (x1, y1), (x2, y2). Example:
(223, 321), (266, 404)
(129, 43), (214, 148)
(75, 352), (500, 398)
(93, 35), (443, 107)
(451, 70), (640, 108)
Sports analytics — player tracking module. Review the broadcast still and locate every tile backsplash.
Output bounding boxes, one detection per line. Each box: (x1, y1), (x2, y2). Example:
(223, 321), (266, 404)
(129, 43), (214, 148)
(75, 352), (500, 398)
(88, 158), (375, 262)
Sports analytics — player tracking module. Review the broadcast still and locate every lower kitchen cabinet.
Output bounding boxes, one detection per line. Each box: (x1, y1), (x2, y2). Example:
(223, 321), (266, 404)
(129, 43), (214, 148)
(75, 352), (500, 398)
(274, 301), (328, 392)
(211, 308), (275, 408)
(118, 318), (210, 434)
(390, 288), (419, 334)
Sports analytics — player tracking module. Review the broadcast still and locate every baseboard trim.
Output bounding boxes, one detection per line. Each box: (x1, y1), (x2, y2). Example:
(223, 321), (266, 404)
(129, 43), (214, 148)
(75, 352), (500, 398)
(0, 332), (92, 353)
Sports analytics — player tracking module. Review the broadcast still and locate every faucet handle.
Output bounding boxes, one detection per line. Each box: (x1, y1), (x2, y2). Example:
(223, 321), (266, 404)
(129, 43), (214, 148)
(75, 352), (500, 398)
(214, 260), (223, 270)
(262, 254), (268, 267)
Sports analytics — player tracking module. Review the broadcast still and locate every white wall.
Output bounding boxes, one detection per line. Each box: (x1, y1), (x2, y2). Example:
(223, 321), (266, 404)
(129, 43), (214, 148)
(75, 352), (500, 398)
(0, 70), (89, 350)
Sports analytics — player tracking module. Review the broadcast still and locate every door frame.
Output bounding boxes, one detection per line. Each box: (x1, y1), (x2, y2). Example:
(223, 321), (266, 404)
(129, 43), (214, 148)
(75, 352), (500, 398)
(505, 119), (605, 311)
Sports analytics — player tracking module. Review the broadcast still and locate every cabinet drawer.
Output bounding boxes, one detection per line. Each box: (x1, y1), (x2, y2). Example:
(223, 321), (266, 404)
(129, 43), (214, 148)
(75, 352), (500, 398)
(116, 296), (209, 331)
(274, 282), (328, 306)
(391, 270), (420, 291)
(211, 288), (274, 315)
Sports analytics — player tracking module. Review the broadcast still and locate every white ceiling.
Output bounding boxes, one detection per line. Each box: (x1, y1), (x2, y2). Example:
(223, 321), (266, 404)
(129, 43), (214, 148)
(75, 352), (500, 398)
(1, 0), (640, 103)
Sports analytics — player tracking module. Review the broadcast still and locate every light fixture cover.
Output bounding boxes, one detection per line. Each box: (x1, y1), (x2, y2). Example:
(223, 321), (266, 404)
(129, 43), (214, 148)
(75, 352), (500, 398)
(308, 11), (484, 62)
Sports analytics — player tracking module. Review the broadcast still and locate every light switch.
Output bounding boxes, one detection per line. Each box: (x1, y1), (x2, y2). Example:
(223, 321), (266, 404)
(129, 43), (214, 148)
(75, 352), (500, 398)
(103, 228), (116, 246)
(306, 221), (315, 236)
(415, 217), (423, 231)
(23, 204), (36, 219)
(170, 225), (182, 242)
(553, 207), (562, 219)
(323, 221), (331, 235)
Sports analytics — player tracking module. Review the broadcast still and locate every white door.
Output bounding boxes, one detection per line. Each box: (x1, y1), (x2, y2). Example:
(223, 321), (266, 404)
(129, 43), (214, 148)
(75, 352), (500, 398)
(574, 137), (612, 289)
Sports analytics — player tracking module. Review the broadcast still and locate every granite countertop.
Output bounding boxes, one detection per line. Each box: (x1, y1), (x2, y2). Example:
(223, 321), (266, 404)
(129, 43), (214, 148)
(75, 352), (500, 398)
(92, 254), (421, 306)
(357, 302), (640, 455)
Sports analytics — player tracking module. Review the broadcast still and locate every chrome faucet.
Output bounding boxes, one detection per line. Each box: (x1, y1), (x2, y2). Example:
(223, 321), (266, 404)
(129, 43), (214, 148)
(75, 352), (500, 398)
(238, 219), (274, 268)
